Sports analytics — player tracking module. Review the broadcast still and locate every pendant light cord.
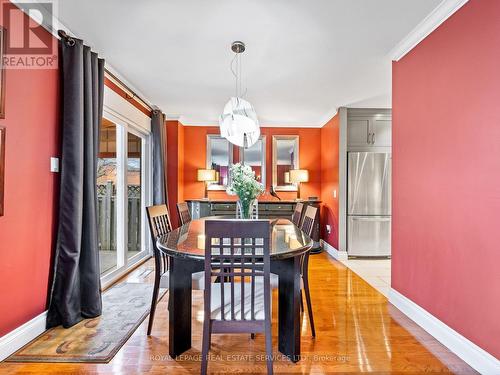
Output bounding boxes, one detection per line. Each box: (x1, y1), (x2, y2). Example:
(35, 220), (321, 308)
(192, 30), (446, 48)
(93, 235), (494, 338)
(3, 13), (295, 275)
(230, 49), (246, 98)
(230, 53), (239, 97)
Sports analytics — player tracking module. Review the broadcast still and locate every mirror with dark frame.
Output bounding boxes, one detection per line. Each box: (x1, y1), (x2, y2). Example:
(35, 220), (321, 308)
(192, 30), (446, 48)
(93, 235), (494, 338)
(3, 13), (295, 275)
(272, 135), (299, 191)
(206, 135), (233, 190)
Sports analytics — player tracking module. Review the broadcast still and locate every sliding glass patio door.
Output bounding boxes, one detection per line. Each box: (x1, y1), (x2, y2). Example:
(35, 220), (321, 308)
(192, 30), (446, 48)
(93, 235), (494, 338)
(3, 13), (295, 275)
(97, 117), (151, 280)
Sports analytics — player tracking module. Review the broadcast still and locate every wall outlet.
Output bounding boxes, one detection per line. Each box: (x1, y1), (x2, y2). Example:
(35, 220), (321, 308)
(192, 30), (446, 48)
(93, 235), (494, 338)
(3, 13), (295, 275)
(326, 224), (331, 234)
(50, 157), (60, 172)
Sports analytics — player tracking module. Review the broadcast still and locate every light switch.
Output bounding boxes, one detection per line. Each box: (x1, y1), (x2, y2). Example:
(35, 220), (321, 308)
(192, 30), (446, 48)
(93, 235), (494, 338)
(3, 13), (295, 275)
(326, 225), (331, 234)
(333, 189), (337, 198)
(50, 157), (60, 172)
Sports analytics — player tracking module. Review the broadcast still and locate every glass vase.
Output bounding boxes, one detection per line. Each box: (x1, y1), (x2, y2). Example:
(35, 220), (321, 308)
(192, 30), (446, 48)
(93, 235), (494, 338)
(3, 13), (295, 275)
(237, 198), (256, 219)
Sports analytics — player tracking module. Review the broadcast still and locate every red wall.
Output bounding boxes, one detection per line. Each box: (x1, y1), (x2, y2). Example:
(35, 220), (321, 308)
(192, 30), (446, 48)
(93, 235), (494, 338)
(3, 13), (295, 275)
(0, 2), (150, 337)
(320, 114), (339, 248)
(0, 3), (60, 337)
(181, 125), (322, 202)
(392, 0), (500, 358)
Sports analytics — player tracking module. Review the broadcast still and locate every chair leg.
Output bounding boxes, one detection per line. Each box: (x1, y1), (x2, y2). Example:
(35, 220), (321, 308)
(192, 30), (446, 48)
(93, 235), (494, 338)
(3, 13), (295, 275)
(201, 320), (211, 375)
(147, 256), (162, 336)
(302, 274), (316, 338)
(264, 320), (273, 375)
(300, 289), (304, 312)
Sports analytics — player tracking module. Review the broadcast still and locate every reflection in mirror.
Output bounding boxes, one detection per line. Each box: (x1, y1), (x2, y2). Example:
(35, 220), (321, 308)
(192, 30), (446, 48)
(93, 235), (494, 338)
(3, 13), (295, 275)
(272, 135), (299, 191)
(207, 135), (232, 190)
(240, 136), (266, 187)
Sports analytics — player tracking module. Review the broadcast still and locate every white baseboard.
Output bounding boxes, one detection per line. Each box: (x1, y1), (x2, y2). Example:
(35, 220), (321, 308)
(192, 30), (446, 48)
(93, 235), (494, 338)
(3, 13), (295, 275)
(389, 288), (500, 374)
(321, 239), (348, 261)
(0, 311), (47, 361)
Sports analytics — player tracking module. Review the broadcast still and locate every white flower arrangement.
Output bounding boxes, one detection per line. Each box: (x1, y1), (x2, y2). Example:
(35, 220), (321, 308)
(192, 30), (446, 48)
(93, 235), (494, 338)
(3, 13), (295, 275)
(227, 163), (265, 218)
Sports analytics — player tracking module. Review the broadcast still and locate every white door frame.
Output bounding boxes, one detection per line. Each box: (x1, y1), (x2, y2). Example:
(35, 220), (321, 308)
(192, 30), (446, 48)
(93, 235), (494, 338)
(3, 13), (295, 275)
(100, 87), (152, 289)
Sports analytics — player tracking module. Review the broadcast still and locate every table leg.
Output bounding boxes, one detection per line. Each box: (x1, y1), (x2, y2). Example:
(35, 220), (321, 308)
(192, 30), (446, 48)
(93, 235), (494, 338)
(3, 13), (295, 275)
(169, 257), (200, 358)
(272, 256), (301, 362)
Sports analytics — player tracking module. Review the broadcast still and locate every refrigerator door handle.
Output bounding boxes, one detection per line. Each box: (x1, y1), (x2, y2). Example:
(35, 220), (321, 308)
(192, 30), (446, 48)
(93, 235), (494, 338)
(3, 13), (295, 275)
(351, 217), (390, 222)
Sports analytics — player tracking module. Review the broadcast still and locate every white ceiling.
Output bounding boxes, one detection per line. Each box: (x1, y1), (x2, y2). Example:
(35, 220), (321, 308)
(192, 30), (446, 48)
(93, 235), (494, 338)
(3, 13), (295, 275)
(54, 0), (441, 127)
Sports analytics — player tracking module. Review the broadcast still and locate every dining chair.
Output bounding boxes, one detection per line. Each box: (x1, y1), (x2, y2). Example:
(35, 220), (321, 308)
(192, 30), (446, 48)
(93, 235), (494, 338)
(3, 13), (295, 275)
(201, 220), (273, 375)
(300, 205), (317, 237)
(177, 201), (191, 225)
(291, 202), (304, 226)
(298, 204), (317, 337)
(146, 204), (204, 336)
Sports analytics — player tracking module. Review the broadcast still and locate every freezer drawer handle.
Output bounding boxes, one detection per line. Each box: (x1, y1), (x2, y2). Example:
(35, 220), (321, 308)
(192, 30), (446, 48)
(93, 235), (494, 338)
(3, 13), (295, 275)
(351, 217), (391, 222)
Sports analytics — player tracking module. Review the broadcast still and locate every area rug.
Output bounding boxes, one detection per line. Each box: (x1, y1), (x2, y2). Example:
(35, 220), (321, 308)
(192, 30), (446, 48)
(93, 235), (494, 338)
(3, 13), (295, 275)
(6, 282), (167, 363)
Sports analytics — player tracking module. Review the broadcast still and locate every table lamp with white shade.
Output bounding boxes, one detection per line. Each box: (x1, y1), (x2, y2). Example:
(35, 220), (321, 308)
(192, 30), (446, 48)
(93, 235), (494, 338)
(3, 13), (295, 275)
(289, 169), (309, 199)
(284, 171), (291, 184)
(197, 169), (217, 199)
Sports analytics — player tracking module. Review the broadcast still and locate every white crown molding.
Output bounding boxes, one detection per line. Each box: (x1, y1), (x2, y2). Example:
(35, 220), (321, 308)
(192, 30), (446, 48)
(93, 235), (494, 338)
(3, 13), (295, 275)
(390, 0), (469, 61)
(0, 311), (47, 361)
(389, 289), (500, 374)
(178, 107), (339, 128)
(316, 107), (339, 128)
(179, 118), (328, 128)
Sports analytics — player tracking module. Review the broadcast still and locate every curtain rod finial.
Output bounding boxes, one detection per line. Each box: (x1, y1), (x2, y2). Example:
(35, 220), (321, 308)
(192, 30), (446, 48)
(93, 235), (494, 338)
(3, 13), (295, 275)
(58, 30), (76, 46)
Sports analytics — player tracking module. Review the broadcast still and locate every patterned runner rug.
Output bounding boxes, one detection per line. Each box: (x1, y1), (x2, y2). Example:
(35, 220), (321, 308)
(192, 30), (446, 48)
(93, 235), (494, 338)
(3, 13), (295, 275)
(6, 282), (166, 363)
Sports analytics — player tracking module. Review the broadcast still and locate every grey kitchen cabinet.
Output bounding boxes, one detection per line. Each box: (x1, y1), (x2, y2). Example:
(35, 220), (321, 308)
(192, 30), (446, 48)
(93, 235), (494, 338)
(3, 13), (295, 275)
(347, 118), (372, 147)
(347, 109), (391, 148)
(371, 118), (391, 147)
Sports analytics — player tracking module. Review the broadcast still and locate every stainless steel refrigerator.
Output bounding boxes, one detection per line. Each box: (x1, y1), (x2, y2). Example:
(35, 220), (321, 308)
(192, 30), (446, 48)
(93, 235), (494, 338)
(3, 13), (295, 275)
(347, 152), (391, 257)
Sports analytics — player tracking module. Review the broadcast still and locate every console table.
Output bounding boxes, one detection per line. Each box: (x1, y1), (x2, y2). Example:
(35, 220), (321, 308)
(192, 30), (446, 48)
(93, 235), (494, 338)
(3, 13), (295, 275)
(186, 199), (322, 250)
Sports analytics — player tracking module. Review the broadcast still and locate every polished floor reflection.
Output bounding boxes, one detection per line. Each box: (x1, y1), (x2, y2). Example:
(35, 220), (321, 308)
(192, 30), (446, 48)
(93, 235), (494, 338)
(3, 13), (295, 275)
(341, 258), (391, 297)
(0, 253), (476, 374)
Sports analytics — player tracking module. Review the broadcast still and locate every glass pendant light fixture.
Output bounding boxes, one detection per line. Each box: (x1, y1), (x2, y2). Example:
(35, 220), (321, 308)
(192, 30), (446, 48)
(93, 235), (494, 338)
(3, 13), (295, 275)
(219, 41), (260, 148)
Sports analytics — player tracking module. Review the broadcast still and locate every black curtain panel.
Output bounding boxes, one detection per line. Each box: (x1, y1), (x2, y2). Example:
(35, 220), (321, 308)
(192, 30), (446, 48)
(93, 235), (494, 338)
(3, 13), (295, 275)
(46, 34), (104, 329)
(151, 110), (167, 205)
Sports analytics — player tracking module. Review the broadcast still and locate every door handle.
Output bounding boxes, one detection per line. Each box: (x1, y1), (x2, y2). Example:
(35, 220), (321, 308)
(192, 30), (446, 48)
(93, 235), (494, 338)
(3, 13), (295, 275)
(367, 132), (371, 144)
(371, 133), (375, 144)
(351, 217), (391, 222)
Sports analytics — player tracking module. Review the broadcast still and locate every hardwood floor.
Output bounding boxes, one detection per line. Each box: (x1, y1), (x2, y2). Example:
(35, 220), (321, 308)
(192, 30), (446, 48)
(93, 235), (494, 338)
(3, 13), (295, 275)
(0, 253), (476, 374)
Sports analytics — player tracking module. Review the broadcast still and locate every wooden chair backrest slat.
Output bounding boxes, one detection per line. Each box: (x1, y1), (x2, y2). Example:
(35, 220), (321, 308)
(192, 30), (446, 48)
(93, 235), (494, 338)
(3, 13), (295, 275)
(291, 202), (304, 226)
(146, 204), (173, 241)
(177, 202), (192, 225)
(300, 205), (318, 238)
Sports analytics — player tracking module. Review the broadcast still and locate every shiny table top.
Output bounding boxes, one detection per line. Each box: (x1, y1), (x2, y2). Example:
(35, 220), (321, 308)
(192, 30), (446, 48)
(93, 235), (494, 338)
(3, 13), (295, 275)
(156, 217), (313, 260)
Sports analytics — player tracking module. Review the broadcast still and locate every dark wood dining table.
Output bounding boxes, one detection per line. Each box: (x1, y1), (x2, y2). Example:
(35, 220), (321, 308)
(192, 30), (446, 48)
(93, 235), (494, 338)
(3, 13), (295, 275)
(156, 217), (313, 362)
